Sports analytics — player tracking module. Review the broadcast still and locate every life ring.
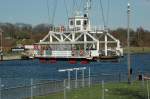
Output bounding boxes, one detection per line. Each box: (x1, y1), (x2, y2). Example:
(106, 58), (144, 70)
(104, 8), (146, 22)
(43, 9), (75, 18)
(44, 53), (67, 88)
(34, 45), (38, 50)
(80, 50), (84, 56)
(72, 50), (75, 56)
(40, 50), (44, 55)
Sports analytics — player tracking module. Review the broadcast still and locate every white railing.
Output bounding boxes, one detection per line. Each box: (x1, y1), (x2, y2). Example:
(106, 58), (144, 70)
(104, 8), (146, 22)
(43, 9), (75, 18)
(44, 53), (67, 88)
(49, 25), (104, 33)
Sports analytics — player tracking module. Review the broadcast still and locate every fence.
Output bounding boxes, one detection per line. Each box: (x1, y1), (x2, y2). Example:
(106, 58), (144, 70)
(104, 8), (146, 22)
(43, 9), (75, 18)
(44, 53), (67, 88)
(0, 73), (150, 99)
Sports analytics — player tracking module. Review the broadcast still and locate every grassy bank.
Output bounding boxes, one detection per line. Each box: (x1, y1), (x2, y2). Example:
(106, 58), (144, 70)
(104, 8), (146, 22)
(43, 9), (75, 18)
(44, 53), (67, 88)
(124, 47), (150, 54)
(31, 81), (150, 99)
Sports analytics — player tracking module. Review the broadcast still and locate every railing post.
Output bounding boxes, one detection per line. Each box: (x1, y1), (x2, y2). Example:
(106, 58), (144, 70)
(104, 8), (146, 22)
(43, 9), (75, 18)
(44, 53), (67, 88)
(68, 71), (71, 89)
(0, 78), (1, 99)
(75, 70), (78, 88)
(82, 69), (85, 87)
(31, 78), (33, 99)
(147, 80), (149, 99)
(102, 80), (105, 99)
(64, 79), (66, 99)
(88, 67), (91, 87)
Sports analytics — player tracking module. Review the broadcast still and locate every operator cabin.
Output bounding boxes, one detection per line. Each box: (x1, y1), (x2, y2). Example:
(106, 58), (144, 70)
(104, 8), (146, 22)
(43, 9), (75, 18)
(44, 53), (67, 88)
(68, 13), (90, 31)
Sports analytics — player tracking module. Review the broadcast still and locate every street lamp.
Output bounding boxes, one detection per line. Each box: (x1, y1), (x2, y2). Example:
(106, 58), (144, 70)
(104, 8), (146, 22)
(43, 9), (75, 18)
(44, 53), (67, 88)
(127, 2), (131, 84)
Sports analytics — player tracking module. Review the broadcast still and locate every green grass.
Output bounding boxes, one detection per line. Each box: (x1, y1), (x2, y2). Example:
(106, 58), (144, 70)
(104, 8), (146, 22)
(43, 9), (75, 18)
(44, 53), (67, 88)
(31, 81), (150, 99)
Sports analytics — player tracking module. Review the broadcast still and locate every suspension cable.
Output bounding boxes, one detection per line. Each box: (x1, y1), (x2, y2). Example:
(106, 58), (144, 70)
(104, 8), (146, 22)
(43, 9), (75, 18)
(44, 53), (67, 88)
(106, 0), (110, 27)
(74, 0), (78, 9)
(72, 0), (75, 15)
(99, 0), (106, 28)
(46, 0), (51, 24)
(64, 0), (69, 19)
(72, 0), (82, 15)
(51, 0), (58, 25)
(79, 0), (83, 12)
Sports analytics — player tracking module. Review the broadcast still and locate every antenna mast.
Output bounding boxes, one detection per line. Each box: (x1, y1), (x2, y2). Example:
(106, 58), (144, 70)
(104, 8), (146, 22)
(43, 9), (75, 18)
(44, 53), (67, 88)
(84, 0), (92, 17)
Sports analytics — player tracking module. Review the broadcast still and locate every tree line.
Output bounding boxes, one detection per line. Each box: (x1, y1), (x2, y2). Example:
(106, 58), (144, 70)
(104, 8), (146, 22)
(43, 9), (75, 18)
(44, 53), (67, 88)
(0, 22), (150, 51)
(0, 23), (51, 51)
(111, 27), (150, 47)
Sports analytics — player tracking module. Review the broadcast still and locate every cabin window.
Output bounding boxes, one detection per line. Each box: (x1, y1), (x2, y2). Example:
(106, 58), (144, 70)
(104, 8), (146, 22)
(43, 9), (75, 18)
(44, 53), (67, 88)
(83, 20), (87, 26)
(76, 20), (81, 25)
(70, 20), (74, 25)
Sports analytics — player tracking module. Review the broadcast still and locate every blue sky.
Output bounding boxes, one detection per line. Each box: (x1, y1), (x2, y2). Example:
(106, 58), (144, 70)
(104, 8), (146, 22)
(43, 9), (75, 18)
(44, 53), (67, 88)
(0, 0), (150, 30)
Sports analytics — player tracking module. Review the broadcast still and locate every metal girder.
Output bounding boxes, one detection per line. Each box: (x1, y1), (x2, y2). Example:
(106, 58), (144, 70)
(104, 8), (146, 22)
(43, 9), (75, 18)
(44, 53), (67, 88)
(75, 32), (84, 41)
(62, 33), (72, 41)
(51, 33), (61, 41)
(40, 30), (119, 46)
(36, 41), (97, 45)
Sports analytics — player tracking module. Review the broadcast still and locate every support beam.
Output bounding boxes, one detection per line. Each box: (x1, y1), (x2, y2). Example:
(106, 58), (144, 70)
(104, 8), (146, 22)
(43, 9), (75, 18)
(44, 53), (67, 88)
(50, 34), (53, 42)
(51, 34), (61, 41)
(63, 33), (72, 41)
(84, 32), (87, 51)
(104, 33), (108, 56)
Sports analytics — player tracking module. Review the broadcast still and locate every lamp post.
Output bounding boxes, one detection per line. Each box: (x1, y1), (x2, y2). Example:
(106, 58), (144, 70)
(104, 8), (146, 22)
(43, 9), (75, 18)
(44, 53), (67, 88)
(127, 2), (131, 84)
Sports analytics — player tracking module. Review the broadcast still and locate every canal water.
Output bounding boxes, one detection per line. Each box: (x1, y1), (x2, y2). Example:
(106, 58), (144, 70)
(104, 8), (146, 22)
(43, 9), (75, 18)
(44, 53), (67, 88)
(0, 53), (150, 88)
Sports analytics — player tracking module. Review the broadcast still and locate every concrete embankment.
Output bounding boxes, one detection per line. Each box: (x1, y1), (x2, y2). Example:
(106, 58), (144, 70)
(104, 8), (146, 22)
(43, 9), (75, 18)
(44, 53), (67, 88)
(124, 47), (150, 54)
(3, 55), (21, 61)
